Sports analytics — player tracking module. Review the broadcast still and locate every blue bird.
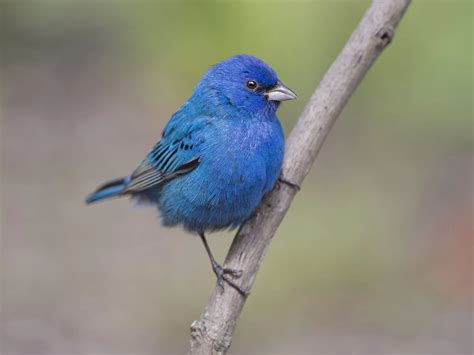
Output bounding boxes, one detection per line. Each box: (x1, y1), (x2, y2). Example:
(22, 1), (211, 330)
(86, 54), (296, 294)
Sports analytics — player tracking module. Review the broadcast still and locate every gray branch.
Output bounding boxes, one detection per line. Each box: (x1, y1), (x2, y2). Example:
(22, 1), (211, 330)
(189, 0), (412, 353)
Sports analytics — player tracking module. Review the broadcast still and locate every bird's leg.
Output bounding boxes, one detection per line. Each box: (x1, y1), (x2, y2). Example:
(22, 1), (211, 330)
(199, 233), (248, 296)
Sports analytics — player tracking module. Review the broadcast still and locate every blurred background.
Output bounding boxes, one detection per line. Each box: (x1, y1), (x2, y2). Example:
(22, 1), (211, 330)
(1, 0), (472, 354)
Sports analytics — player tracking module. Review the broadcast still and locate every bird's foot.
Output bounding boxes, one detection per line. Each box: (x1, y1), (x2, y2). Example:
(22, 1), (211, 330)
(211, 261), (249, 296)
(278, 176), (301, 191)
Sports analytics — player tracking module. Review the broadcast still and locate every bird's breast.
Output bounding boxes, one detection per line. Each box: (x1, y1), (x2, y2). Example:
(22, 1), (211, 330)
(198, 118), (284, 200)
(157, 117), (284, 232)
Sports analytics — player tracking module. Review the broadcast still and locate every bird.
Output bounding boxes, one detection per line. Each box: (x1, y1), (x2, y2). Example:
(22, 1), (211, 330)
(86, 54), (297, 295)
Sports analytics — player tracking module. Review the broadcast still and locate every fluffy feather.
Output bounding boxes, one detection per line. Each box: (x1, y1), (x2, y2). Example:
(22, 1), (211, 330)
(86, 54), (291, 234)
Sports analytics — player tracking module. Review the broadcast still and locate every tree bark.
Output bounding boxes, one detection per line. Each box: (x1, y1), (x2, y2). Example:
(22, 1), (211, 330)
(189, 0), (412, 354)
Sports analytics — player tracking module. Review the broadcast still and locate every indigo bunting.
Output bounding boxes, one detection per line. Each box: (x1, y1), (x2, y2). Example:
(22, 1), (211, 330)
(86, 55), (296, 294)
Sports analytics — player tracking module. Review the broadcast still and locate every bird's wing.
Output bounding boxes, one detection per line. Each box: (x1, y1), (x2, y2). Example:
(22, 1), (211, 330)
(125, 113), (208, 193)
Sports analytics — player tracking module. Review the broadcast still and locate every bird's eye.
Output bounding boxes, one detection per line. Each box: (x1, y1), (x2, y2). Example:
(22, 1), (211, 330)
(246, 80), (258, 90)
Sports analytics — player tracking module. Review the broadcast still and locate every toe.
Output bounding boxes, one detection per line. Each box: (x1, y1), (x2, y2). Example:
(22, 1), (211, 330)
(222, 275), (249, 296)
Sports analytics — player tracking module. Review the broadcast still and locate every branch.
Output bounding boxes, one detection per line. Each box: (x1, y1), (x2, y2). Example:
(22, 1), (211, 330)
(189, 0), (411, 353)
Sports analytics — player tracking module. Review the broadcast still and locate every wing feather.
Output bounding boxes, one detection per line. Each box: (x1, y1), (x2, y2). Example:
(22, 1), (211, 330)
(125, 137), (201, 193)
(125, 110), (210, 193)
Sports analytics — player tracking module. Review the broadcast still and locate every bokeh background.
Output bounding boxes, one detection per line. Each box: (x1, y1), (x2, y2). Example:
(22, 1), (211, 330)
(1, 1), (472, 354)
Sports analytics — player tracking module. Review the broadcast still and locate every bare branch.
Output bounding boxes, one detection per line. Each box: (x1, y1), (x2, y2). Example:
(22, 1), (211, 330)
(189, 1), (412, 353)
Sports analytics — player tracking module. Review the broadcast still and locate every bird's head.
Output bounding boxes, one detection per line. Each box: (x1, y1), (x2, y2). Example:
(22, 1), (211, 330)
(193, 54), (296, 118)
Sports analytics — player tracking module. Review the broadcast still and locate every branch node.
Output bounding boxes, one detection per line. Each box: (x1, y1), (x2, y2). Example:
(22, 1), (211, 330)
(376, 25), (395, 48)
(277, 176), (301, 191)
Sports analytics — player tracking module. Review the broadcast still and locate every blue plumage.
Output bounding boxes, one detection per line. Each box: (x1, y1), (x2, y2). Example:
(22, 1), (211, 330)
(85, 176), (131, 203)
(86, 54), (296, 294)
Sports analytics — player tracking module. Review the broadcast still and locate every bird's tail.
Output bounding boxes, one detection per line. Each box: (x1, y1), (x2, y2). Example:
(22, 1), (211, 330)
(85, 176), (131, 204)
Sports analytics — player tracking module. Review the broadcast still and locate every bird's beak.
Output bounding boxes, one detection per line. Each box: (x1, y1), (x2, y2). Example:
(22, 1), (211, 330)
(265, 81), (297, 102)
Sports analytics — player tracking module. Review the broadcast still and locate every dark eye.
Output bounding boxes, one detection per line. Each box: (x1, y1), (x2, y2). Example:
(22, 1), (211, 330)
(246, 80), (258, 90)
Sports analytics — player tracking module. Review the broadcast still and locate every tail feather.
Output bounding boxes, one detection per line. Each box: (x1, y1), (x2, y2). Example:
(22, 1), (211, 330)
(86, 176), (131, 204)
